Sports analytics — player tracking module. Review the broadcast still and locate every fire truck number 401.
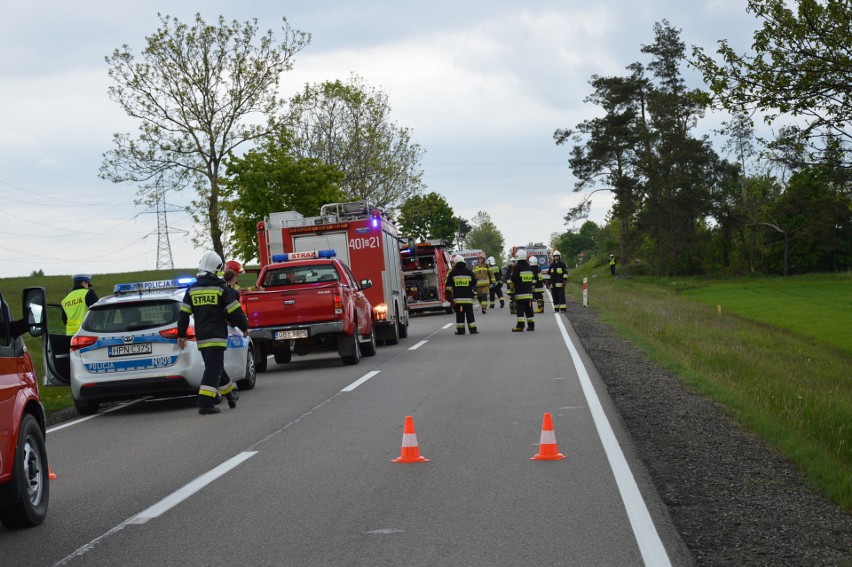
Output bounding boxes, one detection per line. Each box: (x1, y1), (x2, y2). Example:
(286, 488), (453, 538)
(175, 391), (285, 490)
(349, 236), (380, 250)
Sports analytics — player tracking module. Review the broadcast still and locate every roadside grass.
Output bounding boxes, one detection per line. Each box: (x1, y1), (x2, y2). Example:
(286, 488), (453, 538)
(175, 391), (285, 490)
(566, 268), (851, 512)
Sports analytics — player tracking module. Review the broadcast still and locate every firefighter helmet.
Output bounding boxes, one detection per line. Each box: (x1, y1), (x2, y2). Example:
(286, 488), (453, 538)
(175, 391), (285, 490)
(225, 260), (245, 274)
(487, 256), (495, 266)
(453, 254), (465, 265)
(515, 249), (527, 261)
(529, 256), (539, 266)
(198, 251), (223, 275)
(552, 250), (561, 257)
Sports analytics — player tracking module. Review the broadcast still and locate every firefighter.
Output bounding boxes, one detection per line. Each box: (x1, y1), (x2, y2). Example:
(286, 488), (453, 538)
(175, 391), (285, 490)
(61, 274), (98, 336)
(472, 252), (494, 314)
(549, 250), (568, 313)
(445, 254), (478, 335)
(222, 260), (245, 290)
(178, 251), (249, 415)
(506, 257), (517, 314)
(529, 256), (545, 313)
(487, 256), (505, 309)
(610, 254), (617, 276)
(511, 250), (538, 332)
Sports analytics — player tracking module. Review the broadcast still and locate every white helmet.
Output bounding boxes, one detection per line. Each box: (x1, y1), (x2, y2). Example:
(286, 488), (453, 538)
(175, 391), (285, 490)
(515, 249), (527, 261)
(529, 256), (539, 266)
(198, 251), (223, 275)
(452, 254), (465, 265)
(487, 256), (495, 266)
(552, 250), (561, 257)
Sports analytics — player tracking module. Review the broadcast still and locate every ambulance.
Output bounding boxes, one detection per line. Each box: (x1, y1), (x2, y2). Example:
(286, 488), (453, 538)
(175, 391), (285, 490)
(257, 201), (409, 344)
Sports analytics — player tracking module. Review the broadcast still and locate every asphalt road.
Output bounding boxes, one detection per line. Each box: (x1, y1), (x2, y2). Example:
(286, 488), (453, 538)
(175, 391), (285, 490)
(1, 297), (692, 566)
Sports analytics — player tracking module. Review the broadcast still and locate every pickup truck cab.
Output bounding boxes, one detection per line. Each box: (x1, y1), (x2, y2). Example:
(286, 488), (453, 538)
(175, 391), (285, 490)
(241, 250), (377, 370)
(0, 287), (49, 529)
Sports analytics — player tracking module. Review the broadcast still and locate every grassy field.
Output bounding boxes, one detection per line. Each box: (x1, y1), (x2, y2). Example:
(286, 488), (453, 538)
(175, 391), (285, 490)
(3, 267), (850, 510)
(566, 267), (851, 512)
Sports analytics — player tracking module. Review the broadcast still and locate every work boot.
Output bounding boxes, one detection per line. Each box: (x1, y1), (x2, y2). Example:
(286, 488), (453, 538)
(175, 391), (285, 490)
(455, 328), (465, 335)
(469, 327), (478, 334)
(500, 299), (505, 308)
(214, 394), (223, 405)
(512, 326), (524, 332)
(527, 321), (535, 332)
(226, 390), (239, 409)
(198, 407), (221, 415)
(489, 303), (495, 309)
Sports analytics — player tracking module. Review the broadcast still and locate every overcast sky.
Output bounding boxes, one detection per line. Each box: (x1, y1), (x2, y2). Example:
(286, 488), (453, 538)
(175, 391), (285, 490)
(0, 0), (760, 278)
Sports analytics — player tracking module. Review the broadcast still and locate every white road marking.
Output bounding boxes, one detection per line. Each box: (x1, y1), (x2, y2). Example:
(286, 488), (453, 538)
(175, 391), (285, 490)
(408, 340), (428, 350)
(441, 323), (453, 329)
(555, 313), (672, 566)
(52, 451), (258, 566)
(341, 370), (381, 392)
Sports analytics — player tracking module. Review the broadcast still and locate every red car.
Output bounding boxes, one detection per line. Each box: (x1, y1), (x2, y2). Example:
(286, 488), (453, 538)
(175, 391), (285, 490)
(0, 287), (49, 529)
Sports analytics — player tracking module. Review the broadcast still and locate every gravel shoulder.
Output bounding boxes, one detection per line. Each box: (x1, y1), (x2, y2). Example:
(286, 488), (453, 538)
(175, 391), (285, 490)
(563, 303), (852, 566)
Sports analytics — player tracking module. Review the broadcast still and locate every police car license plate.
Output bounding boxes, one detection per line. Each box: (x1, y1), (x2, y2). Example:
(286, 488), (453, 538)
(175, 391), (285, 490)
(109, 343), (153, 357)
(275, 329), (308, 340)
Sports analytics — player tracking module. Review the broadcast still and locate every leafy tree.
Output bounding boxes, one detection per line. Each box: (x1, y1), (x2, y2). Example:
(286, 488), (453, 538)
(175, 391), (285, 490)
(397, 192), (456, 243)
(691, 0), (852, 171)
(465, 211), (505, 261)
(284, 74), (425, 210)
(100, 13), (309, 258)
(222, 131), (345, 262)
(453, 216), (472, 250)
(551, 221), (602, 266)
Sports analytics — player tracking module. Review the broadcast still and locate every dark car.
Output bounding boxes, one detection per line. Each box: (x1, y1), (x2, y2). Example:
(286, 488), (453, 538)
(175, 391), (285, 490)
(0, 287), (50, 528)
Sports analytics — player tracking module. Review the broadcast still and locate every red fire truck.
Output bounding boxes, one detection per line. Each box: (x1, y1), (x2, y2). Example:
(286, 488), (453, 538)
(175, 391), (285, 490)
(401, 239), (453, 314)
(257, 201), (409, 344)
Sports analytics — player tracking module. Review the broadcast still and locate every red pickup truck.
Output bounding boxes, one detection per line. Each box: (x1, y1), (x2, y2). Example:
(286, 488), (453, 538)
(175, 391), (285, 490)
(0, 287), (49, 529)
(240, 251), (377, 370)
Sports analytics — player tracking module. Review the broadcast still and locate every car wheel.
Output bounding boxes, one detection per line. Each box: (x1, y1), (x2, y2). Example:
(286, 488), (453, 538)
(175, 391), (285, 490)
(384, 308), (400, 345)
(0, 414), (49, 529)
(361, 324), (377, 356)
(236, 345), (257, 390)
(74, 401), (99, 416)
(254, 343), (268, 373)
(398, 316), (409, 339)
(341, 331), (361, 365)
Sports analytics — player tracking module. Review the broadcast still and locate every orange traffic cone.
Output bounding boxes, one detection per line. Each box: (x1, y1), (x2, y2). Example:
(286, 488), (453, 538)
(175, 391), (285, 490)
(48, 466), (57, 480)
(531, 412), (567, 460)
(391, 416), (430, 463)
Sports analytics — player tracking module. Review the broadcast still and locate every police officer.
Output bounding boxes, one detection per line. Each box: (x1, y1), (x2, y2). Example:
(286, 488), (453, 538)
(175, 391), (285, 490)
(487, 256), (505, 309)
(472, 252), (494, 314)
(61, 274), (98, 336)
(445, 254), (478, 335)
(549, 250), (568, 313)
(610, 254), (617, 276)
(511, 250), (538, 332)
(178, 251), (249, 415)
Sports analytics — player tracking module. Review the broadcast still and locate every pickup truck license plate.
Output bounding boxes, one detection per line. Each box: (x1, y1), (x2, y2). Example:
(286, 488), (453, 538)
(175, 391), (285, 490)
(275, 329), (308, 340)
(109, 343), (153, 357)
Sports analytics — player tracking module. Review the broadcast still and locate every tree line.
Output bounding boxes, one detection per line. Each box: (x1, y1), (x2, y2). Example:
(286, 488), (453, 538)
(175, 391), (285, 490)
(553, 0), (851, 276)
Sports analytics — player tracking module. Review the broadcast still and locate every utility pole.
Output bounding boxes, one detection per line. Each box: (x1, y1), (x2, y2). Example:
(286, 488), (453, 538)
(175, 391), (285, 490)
(143, 186), (187, 270)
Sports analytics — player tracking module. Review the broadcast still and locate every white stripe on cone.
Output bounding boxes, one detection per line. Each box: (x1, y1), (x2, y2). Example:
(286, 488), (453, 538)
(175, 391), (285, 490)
(539, 429), (558, 445)
(401, 433), (419, 447)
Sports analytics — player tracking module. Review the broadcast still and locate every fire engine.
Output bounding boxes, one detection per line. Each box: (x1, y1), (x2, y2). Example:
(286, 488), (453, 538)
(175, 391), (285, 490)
(257, 201), (409, 345)
(401, 239), (453, 314)
(511, 242), (551, 284)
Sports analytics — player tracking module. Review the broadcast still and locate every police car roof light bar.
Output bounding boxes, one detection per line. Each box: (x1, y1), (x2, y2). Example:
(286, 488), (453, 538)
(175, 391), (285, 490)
(113, 278), (196, 295)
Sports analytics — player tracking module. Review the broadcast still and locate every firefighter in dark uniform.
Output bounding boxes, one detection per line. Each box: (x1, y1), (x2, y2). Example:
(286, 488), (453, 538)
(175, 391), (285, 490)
(178, 251), (249, 415)
(549, 250), (568, 313)
(445, 254), (478, 335)
(61, 274), (98, 336)
(530, 256), (545, 313)
(511, 250), (538, 332)
(506, 257), (517, 314)
(487, 256), (505, 309)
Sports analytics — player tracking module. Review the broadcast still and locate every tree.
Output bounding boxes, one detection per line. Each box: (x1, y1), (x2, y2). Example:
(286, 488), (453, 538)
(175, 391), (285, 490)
(285, 74), (425, 211)
(100, 13), (310, 258)
(691, 0), (852, 171)
(552, 221), (602, 265)
(222, 131), (345, 263)
(397, 192), (456, 243)
(453, 216), (472, 250)
(465, 211), (505, 260)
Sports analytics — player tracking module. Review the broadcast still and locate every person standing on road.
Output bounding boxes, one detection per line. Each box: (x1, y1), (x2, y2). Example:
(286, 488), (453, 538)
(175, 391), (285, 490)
(511, 250), (537, 332)
(472, 252), (495, 314)
(177, 251), (248, 415)
(529, 256), (545, 313)
(61, 274), (98, 336)
(445, 254), (478, 335)
(505, 257), (517, 314)
(487, 256), (505, 309)
(549, 250), (568, 313)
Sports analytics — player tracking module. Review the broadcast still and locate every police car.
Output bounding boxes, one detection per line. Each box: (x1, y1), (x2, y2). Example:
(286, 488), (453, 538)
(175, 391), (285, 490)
(68, 278), (255, 415)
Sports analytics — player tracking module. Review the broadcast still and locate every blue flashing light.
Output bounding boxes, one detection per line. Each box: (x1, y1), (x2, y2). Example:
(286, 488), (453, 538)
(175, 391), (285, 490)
(271, 253), (289, 262)
(113, 278), (195, 294)
(370, 209), (381, 229)
(272, 249), (336, 263)
(317, 249), (336, 258)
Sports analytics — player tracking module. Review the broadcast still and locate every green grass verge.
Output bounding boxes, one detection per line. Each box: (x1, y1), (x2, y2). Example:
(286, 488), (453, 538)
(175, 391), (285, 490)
(566, 268), (851, 512)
